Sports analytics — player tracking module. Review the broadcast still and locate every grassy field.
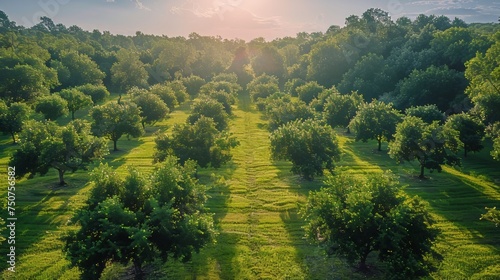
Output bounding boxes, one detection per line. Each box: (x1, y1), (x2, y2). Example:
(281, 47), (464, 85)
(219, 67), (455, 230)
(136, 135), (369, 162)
(0, 92), (499, 279)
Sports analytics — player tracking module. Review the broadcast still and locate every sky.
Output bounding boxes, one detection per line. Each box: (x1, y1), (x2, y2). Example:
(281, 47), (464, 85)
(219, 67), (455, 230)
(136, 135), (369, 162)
(1, 0), (499, 41)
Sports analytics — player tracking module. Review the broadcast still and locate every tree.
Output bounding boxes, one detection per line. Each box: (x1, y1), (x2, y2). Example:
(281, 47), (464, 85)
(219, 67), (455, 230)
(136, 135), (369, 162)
(181, 75), (206, 97)
(200, 90), (235, 115)
(187, 97), (229, 131)
(111, 49), (148, 93)
(59, 51), (105, 87)
(0, 101), (31, 143)
(131, 92), (169, 128)
(64, 157), (217, 279)
(307, 39), (349, 87)
(270, 119), (340, 180)
(284, 78), (306, 97)
(149, 84), (178, 110)
(91, 101), (144, 151)
(405, 104), (445, 124)
(323, 91), (364, 132)
(251, 45), (285, 81)
(166, 80), (189, 104)
(75, 84), (110, 103)
(265, 98), (315, 131)
(10, 120), (108, 185)
(154, 116), (238, 168)
(302, 172), (438, 277)
(246, 74), (280, 101)
(58, 88), (93, 120)
(389, 116), (461, 178)
(34, 94), (69, 120)
(296, 81), (325, 104)
(349, 100), (403, 151)
(444, 113), (485, 157)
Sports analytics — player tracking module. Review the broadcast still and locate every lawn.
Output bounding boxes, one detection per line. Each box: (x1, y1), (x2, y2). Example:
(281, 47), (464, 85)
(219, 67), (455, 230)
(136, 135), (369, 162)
(0, 92), (499, 279)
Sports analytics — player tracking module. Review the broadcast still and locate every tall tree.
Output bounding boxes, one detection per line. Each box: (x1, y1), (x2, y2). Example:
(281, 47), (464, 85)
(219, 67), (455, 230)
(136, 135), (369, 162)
(59, 51), (105, 87)
(91, 101), (144, 151)
(111, 49), (148, 93)
(349, 100), (403, 151)
(389, 116), (461, 178)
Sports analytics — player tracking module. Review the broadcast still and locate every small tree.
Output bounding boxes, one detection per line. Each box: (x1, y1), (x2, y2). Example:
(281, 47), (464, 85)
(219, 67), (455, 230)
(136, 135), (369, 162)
(91, 101), (144, 151)
(181, 75), (206, 97)
(10, 120), (108, 185)
(296, 81), (325, 104)
(349, 100), (403, 151)
(405, 104), (445, 124)
(34, 94), (68, 120)
(64, 158), (217, 279)
(265, 98), (315, 131)
(389, 116), (462, 178)
(270, 119), (340, 180)
(58, 88), (93, 120)
(0, 101), (31, 143)
(166, 80), (189, 104)
(187, 97), (229, 131)
(75, 84), (110, 103)
(444, 113), (485, 157)
(323, 91), (364, 133)
(303, 172), (439, 277)
(149, 84), (178, 110)
(131, 92), (169, 128)
(154, 116), (239, 168)
(200, 90), (235, 115)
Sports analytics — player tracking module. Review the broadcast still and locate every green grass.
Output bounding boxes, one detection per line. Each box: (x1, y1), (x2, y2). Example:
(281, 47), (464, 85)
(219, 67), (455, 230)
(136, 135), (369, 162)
(0, 91), (499, 279)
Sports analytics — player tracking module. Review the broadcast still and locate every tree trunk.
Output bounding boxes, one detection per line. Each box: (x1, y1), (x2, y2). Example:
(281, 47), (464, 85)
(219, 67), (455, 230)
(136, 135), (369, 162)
(71, 110), (75, 120)
(58, 169), (66, 185)
(358, 250), (370, 272)
(133, 260), (143, 280)
(377, 138), (382, 151)
(346, 126), (351, 134)
(113, 140), (118, 151)
(419, 164), (425, 179)
(10, 132), (16, 144)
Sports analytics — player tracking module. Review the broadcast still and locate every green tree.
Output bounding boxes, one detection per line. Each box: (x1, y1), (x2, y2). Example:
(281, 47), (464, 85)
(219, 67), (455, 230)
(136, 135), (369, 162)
(247, 74), (280, 102)
(131, 92), (169, 128)
(181, 75), (206, 97)
(111, 49), (148, 93)
(302, 172), (438, 277)
(58, 88), (93, 120)
(10, 120), (108, 185)
(35, 94), (68, 120)
(75, 84), (110, 103)
(307, 39), (349, 87)
(323, 91), (364, 132)
(251, 45), (285, 81)
(389, 116), (461, 178)
(444, 113), (485, 157)
(154, 116), (238, 168)
(266, 98), (315, 131)
(149, 84), (178, 110)
(0, 101), (31, 143)
(200, 90), (235, 115)
(349, 100), (403, 151)
(59, 51), (105, 87)
(270, 119), (340, 180)
(91, 101), (144, 151)
(405, 104), (445, 124)
(187, 97), (229, 131)
(64, 158), (217, 279)
(166, 80), (189, 104)
(296, 81), (325, 104)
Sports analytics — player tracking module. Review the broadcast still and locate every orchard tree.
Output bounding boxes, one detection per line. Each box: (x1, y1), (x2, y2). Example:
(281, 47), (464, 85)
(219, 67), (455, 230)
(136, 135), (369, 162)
(154, 116), (239, 168)
(131, 92), (169, 128)
(303, 172), (438, 277)
(251, 45), (285, 80)
(296, 81), (325, 104)
(0, 101), (31, 143)
(444, 113), (485, 157)
(389, 116), (461, 178)
(91, 101), (144, 151)
(64, 157), (217, 279)
(307, 39), (349, 87)
(349, 100), (403, 151)
(111, 49), (148, 93)
(34, 94), (68, 120)
(58, 88), (93, 120)
(148, 84), (178, 110)
(200, 90), (235, 115)
(75, 84), (110, 103)
(265, 98), (315, 131)
(323, 91), (364, 133)
(10, 120), (108, 185)
(187, 97), (229, 131)
(247, 74), (280, 102)
(59, 51), (105, 87)
(270, 119), (340, 180)
(405, 104), (445, 124)
(181, 75), (206, 97)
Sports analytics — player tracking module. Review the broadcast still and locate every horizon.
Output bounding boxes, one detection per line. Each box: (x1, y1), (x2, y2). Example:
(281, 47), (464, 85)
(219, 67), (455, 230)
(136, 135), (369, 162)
(1, 0), (500, 41)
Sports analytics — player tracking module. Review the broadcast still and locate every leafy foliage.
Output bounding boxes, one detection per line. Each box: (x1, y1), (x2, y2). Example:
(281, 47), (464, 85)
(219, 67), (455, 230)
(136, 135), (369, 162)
(389, 116), (462, 178)
(303, 172), (439, 277)
(181, 75), (206, 97)
(322, 91), (364, 131)
(111, 49), (148, 92)
(131, 92), (169, 128)
(74, 83), (110, 103)
(155, 116), (238, 167)
(187, 97), (229, 131)
(58, 88), (93, 120)
(0, 101), (31, 143)
(64, 158), (217, 279)
(405, 104), (445, 124)
(444, 113), (485, 157)
(296, 81), (325, 104)
(34, 94), (68, 120)
(270, 119), (340, 180)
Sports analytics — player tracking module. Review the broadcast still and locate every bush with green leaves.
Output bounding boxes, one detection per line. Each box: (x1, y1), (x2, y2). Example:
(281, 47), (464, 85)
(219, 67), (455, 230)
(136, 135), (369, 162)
(200, 90), (235, 115)
(74, 84), (110, 103)
(284, 78), (306, 97)
(63, 157), (217, 279)
(187, 97), (229, 131)
(34, 94), (68, 120)
(303, 172), (439, 278)
(155, 116), (239, 168)
(270, 119), (340, 180)
(181, 75), (206, 97)
(199, 80), (242, 97)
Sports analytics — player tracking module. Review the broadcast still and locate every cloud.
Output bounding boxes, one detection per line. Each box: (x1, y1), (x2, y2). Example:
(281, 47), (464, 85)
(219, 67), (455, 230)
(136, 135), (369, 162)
(105, 0), (151, 11)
